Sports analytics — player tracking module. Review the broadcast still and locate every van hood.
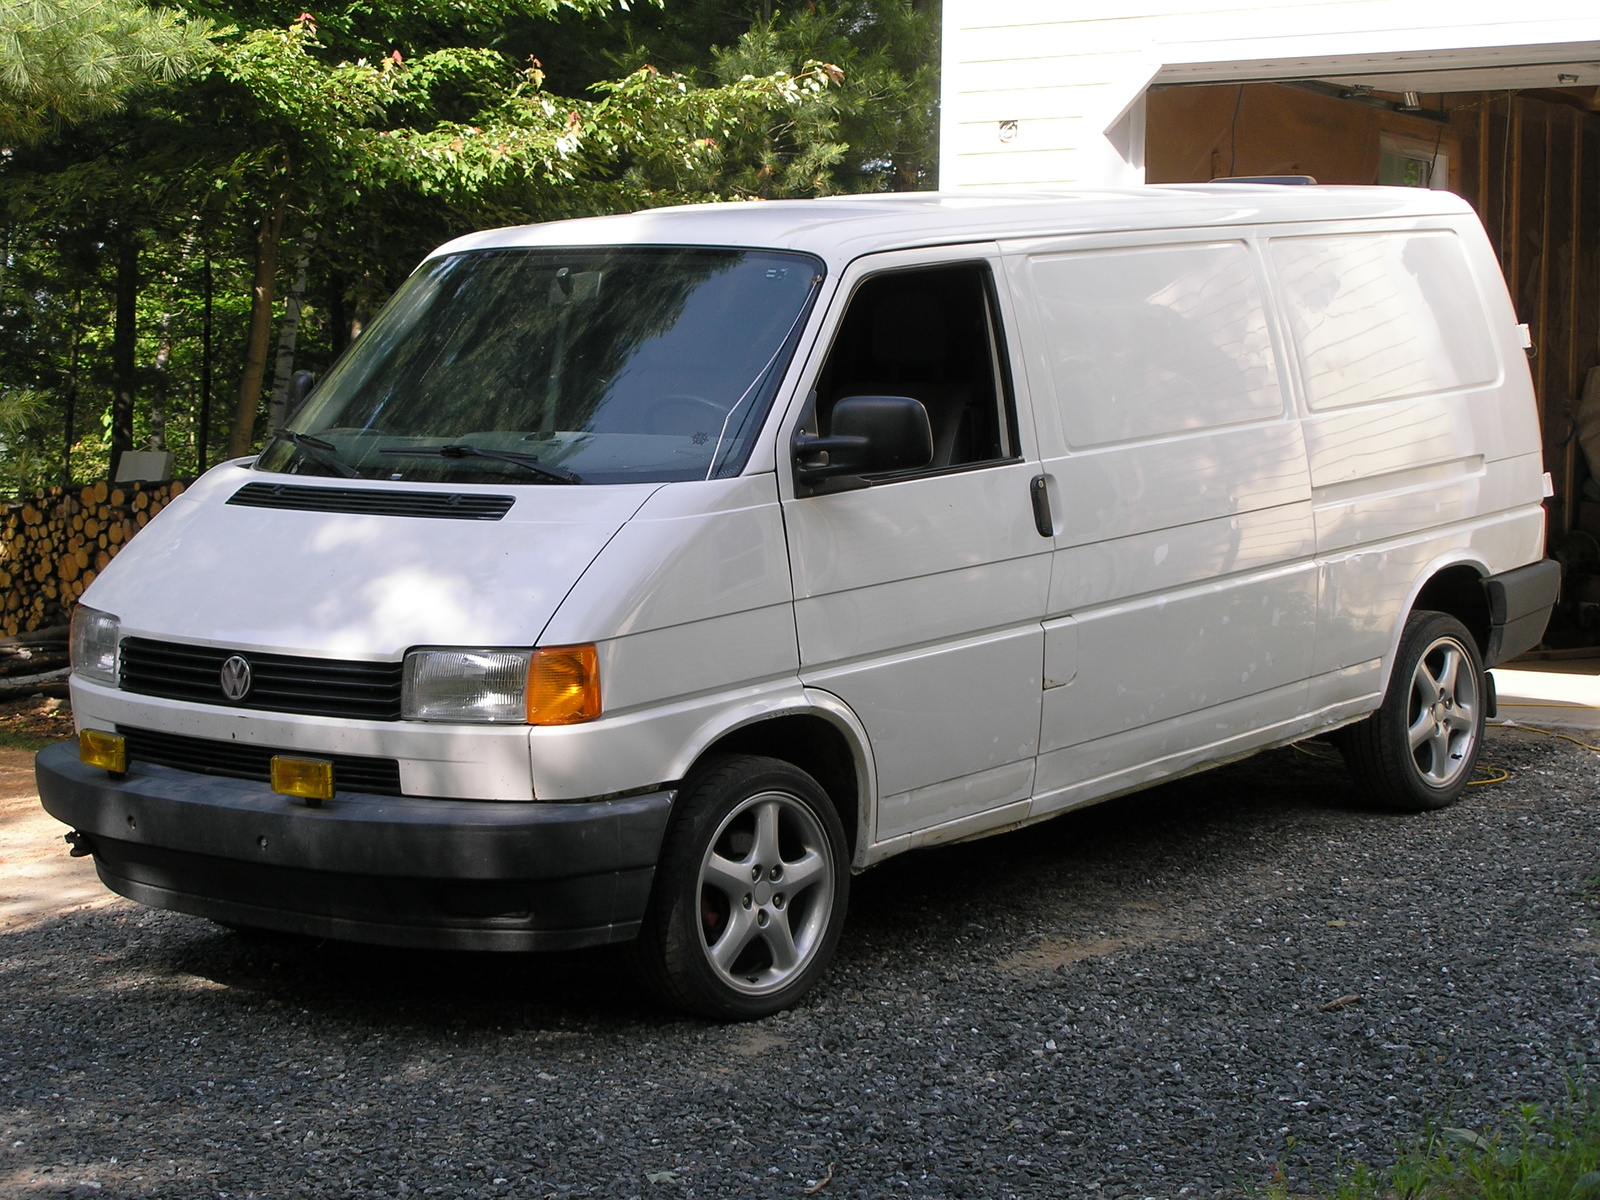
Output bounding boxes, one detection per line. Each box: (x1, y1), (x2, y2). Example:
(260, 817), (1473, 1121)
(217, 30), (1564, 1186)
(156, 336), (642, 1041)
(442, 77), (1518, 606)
(82, 463), (659, 659)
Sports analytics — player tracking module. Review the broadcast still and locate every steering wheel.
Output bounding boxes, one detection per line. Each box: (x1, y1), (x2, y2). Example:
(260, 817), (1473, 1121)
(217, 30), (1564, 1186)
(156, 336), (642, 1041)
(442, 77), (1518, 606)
(645, 394), (726, 436)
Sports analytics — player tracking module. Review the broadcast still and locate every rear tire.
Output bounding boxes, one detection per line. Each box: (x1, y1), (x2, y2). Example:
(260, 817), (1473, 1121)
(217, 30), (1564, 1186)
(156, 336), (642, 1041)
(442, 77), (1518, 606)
(1340, 610), (1485, 811)
(635, 755), (849, 1020)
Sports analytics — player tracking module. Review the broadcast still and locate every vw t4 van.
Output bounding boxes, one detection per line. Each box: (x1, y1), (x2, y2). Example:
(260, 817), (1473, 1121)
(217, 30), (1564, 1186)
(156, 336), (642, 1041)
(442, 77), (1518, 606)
(37, 185), (1560, 1018)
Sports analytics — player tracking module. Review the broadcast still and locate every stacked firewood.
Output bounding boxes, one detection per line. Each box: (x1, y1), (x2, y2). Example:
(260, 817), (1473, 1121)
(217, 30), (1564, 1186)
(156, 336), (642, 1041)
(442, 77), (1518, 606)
(0, 479), (186, 638)
(0, 624), (69, 697)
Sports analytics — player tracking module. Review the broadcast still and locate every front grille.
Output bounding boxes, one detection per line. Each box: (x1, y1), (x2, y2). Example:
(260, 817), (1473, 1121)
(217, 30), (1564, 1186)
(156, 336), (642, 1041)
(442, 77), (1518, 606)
(119, 726), (404, 796)
(120, 637), (403, 721)
(228, 481), (515, 521)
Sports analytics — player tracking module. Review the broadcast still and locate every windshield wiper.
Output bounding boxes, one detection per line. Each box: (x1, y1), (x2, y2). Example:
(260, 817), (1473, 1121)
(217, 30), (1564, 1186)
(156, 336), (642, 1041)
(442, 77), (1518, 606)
(377, 443), (582, 484)
(272, 428), (360, 478)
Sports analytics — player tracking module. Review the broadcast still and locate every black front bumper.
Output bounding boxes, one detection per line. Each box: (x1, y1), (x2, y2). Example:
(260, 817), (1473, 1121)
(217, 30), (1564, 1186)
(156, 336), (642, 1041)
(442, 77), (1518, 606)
(35, 742), (674, 951)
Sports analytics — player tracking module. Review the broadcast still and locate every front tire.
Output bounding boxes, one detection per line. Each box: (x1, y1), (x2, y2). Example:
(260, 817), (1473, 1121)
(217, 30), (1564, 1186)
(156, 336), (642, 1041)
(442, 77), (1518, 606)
(635, 755), (850, 1020)
(1340, 610), (1486, 811)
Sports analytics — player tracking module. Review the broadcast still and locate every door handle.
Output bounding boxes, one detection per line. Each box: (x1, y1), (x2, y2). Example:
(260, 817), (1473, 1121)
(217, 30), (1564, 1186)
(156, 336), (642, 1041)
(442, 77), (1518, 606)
(1029, 474), (1053, 538)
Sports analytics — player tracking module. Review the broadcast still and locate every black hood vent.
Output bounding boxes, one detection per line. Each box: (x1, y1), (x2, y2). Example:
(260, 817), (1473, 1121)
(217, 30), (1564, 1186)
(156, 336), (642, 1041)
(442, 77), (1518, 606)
(228, 482), (514, 520)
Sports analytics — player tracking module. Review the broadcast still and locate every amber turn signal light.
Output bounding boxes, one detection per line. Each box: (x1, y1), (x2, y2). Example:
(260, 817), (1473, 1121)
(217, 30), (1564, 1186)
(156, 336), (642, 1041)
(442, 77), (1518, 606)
(79, 729), (126, 775)
(526, 644), (601, 725)
(271, 756), (334, 806)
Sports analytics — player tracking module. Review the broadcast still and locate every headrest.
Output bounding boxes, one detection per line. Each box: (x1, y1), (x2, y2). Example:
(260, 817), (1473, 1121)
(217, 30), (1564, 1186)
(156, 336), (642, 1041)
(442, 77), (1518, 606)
(870, 290), (947, 368)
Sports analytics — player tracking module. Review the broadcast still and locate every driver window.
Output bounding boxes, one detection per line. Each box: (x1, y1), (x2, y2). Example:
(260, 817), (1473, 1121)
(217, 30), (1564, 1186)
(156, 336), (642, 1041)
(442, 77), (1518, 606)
(813, 263), (1015, 471)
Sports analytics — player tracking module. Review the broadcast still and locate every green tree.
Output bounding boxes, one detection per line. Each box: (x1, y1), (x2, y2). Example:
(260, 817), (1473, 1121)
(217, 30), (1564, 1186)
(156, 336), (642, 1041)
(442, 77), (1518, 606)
(535, 0), (940, 194)
(0, 0), (211, 146)
(0, 0), (939, 491)
(206, 11), (844, 454)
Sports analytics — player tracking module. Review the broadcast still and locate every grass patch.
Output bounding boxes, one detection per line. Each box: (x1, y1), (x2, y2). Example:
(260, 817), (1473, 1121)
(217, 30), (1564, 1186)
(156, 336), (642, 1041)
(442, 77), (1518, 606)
(0, 725), (59, 752)
(1262, 1083), (1600, 1199)
(0, 695), (74, 750)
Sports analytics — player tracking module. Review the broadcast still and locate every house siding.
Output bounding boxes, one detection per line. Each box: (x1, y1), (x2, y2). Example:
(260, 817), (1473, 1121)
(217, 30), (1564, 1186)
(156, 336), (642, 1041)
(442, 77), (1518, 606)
(941, 1), (1600, 187)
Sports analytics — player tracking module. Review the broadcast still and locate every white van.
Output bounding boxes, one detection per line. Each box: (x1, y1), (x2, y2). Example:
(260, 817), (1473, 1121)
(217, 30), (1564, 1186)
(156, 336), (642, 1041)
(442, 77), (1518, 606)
(38, 185), (1558, 1018)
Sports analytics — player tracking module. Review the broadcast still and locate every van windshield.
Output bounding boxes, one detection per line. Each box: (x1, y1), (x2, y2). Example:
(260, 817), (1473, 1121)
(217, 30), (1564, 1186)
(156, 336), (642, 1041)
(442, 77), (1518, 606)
(255, 246), (823, 485)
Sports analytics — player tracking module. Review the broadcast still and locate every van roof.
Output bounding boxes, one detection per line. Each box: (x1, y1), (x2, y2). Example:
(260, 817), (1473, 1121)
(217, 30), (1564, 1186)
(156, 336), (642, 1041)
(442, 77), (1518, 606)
(429, 184), (1478, 268)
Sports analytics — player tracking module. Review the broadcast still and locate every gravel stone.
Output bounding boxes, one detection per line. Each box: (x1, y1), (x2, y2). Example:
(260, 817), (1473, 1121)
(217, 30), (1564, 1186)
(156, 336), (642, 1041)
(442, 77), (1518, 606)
(2, 726), (1597, 1198)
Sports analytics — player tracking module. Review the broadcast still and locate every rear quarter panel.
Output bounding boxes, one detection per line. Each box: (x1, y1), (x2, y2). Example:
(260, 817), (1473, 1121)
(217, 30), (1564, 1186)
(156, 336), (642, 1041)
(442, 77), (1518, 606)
(1261, 214), (1547, 711)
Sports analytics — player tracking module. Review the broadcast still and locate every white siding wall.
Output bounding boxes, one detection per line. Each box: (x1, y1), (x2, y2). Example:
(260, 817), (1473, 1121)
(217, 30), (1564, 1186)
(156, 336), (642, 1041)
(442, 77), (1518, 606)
(941, 1), (1600, 188)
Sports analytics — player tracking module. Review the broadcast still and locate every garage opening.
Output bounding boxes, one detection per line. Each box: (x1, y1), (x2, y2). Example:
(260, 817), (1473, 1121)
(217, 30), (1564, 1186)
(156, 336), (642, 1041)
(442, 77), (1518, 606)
(1147, 79), (1600, 644)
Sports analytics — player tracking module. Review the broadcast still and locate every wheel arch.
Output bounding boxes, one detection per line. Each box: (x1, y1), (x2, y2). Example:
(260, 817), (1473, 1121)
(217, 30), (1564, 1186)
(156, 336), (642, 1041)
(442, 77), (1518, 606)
(676, 690), (877, 868)
(1377, 557), (1491, 694)
(1410, 562), (1492, 658)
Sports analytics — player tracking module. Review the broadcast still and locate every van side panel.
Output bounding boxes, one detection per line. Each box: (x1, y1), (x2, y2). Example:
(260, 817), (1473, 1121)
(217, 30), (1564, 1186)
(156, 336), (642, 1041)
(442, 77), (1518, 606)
(1040, 512), (1317, 753)
(1007, 236), (1319, 808)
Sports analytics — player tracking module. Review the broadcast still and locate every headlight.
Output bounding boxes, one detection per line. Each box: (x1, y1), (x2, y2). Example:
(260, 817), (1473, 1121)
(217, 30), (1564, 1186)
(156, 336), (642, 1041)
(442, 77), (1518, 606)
(69, 606), (120, 685)
(403, 649), (532, 723)
(402, 645), (601, 725)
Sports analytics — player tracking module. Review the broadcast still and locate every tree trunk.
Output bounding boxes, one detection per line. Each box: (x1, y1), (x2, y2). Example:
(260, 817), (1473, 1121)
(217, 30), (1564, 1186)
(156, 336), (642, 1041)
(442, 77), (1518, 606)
(198, 246), (212, 472)
(266, 226), (318, 432)
(348, 270), (381, 342)
(109, 231), (138, 480)
(328, 267), (350, 358)
(149, 321), (171, 453)
(226, 188), (290, 459)
(61, 288), (81, 486)
(148, 231), (200, 455)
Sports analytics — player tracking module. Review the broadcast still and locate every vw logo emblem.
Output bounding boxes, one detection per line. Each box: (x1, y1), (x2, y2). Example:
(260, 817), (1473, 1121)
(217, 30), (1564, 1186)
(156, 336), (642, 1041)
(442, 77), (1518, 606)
(219, 655), (253, 702)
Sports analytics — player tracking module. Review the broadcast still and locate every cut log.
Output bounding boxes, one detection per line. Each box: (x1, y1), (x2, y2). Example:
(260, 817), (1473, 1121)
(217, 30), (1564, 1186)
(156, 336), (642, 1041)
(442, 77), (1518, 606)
(1, 480), (187, 636)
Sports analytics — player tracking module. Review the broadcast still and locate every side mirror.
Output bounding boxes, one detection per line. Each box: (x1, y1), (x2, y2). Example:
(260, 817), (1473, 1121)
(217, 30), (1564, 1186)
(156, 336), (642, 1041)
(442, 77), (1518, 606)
(287, 370), (317, 417)
(793, 395), (933, 491)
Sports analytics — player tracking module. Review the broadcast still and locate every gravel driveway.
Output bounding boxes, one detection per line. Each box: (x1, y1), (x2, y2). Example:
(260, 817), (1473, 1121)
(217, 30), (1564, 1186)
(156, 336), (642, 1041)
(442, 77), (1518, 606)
(2, 726), (1597, 1199)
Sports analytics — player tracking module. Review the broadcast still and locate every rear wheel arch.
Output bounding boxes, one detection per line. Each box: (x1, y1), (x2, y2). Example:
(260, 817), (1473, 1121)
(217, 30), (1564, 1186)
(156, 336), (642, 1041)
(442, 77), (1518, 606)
(1410, 563), (1491, 661)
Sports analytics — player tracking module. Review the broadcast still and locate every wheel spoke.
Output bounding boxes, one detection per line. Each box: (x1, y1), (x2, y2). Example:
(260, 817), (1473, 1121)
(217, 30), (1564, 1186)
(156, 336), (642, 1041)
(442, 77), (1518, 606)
(782, 849), (827, 895)
(1445, 704), (1476, 734)
(1412, 661), (1442, 708)
(709, 905), (759, 973)
(1426, 724), (1453, 778)
(751, 800), (781, 868)
(1435, 649), (1461, 700)
(1408, 708), (1434, 751)
(761, 909), (800, 972)
(702, 851), (750, 899)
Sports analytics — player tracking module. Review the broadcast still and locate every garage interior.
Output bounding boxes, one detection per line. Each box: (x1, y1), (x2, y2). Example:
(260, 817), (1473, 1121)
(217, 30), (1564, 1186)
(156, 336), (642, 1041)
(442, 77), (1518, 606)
(1146, 72), (1600, 645)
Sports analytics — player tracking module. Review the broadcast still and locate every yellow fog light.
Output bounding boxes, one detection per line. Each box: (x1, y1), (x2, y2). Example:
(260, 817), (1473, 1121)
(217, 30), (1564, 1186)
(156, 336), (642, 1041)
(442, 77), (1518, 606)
(271, 756), (334, 806)
(79, 729), (126, 775)
(526, 644), (601, 726)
